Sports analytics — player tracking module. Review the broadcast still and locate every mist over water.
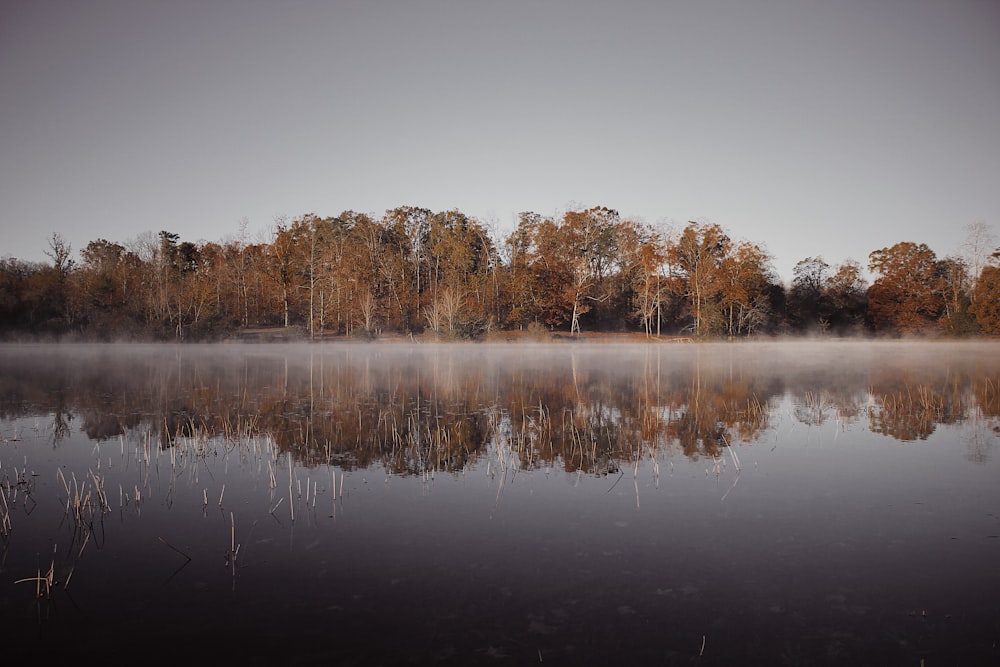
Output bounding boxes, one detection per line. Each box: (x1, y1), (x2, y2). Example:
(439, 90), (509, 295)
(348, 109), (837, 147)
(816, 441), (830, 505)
(1, 340), (998, 665)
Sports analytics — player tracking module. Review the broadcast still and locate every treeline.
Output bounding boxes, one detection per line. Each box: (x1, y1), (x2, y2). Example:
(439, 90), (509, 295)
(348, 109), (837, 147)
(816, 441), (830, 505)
(1, 207), (997, 340)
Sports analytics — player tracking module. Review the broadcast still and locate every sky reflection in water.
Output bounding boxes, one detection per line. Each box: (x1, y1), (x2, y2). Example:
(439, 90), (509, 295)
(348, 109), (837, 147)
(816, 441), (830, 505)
(0, 341), (998, 665)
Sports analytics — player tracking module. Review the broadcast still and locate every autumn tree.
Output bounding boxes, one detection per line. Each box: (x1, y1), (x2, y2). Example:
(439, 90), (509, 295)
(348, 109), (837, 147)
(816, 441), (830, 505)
(283, 214), (330, 339)
(38, 233), (76, 328)
(381, 206), (432, 331)
(560, 206), (622, 333)
(501, 207), (624, 333)
(867, 242), (945, 335)
(154, 231), (180, 333)
(970, 265), (1000, 334)
(501, 212), (547, 328)
(609, 219), (669, 336)
(526, 214), (577, 328)
(318, 212), (366, 335)
(78, 239), (143, 335)
(422, 210), (495, 337)
(9, 205), (993, 340)
(823, 259), (868, 334)
(154, 231), (223, 338)
(345, 211), (391, 336)
(0, 258), (41, 333)
(496, 212), (574, 329)
(631, 225), (669, 337)
(221, 238), (253, 328)
(259, 221), (300, 329)
(595, 216), (663, 332)
(668, 222), (731, 337)
(936, 256), (977, 336)
(787, 257), (830, 332)
(191, 241), (231, 334)
(719, 241), (775, 336)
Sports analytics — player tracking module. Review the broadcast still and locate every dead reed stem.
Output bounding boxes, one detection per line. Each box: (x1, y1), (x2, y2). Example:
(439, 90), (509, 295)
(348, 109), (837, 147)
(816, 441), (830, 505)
(228, 511), (240, 574)
(15, 546), (56, 599)
(288, 452), (295, 522)
(1, 486), (11, 536)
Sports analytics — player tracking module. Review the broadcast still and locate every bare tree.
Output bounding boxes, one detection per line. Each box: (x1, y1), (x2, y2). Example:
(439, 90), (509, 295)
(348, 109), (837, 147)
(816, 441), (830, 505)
(961, 220), (996, 302)
(44, 233), (74, 278)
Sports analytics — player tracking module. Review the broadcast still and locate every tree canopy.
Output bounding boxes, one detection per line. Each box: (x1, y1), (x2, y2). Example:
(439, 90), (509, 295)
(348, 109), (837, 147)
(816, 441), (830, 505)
(1, 209), (996, 340)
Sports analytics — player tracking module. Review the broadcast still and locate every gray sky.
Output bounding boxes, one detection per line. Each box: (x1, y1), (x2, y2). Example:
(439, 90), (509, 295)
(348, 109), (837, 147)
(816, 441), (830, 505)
(2, 0), (998, 284)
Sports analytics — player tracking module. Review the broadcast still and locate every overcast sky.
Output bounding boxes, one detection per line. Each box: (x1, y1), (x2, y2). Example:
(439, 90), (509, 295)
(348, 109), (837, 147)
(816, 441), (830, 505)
(2, 0), (997, 284)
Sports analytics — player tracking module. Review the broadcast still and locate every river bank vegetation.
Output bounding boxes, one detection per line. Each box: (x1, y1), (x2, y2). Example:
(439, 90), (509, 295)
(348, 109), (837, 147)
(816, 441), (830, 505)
(1, 209), (996, 340)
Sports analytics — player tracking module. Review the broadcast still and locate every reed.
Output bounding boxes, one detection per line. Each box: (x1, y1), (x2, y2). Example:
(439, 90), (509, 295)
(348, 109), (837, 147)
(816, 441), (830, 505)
(14, 546), (56, 599)
(226, 511), (241, 575)
(267, 459), (277, 489)
(88, 469), (109, 512)
(1, 482), (12, 538)
(288, 452), (295, 522)
(56, 467), (70, 495)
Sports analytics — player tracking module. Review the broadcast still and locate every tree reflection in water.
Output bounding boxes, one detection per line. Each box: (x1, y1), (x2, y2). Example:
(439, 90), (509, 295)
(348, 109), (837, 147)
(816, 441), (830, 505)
(1, 340), (999, 665)
(0, 341), (996, 469)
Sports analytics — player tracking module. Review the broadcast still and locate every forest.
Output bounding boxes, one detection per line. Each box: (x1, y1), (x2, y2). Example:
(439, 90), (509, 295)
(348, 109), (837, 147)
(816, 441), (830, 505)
(1, 208), (997, 341)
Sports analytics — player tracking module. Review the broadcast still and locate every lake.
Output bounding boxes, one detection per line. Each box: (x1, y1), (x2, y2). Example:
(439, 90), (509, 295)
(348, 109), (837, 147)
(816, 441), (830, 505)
(1, 340), (998, 665)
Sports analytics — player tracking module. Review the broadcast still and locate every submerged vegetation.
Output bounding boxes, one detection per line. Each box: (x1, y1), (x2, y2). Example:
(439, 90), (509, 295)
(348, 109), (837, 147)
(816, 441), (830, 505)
(1, 212), (997, 340)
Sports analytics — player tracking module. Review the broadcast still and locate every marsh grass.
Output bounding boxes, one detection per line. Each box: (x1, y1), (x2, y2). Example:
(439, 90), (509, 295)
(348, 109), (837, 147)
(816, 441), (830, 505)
(1, 464), (35, 541)
(6, 415), (287, 608)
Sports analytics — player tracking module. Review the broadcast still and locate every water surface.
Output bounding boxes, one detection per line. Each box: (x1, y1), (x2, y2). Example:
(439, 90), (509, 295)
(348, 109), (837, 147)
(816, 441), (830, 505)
(1, 341), (998, 665)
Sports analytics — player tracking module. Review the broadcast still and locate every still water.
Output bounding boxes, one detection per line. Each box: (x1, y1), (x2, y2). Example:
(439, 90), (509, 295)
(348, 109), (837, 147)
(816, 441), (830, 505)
(1, 341), (998, 665)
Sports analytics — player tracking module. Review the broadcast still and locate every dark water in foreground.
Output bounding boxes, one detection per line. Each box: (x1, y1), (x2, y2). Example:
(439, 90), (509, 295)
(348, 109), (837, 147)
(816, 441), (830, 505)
(1, 341), (998, 665)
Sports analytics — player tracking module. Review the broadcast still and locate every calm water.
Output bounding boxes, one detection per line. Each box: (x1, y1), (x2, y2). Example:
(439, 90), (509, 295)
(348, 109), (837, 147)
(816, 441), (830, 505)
(1, 341), (998, 665)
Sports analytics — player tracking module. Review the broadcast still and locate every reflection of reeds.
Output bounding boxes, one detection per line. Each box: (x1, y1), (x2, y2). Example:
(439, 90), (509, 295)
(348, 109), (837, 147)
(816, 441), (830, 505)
(984, 377), (998, 399)
(869, 382), (952, 441)
(975, 377), (1000, 418)
(875, 386), (942, 417)
(3, 423), (298, 609)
